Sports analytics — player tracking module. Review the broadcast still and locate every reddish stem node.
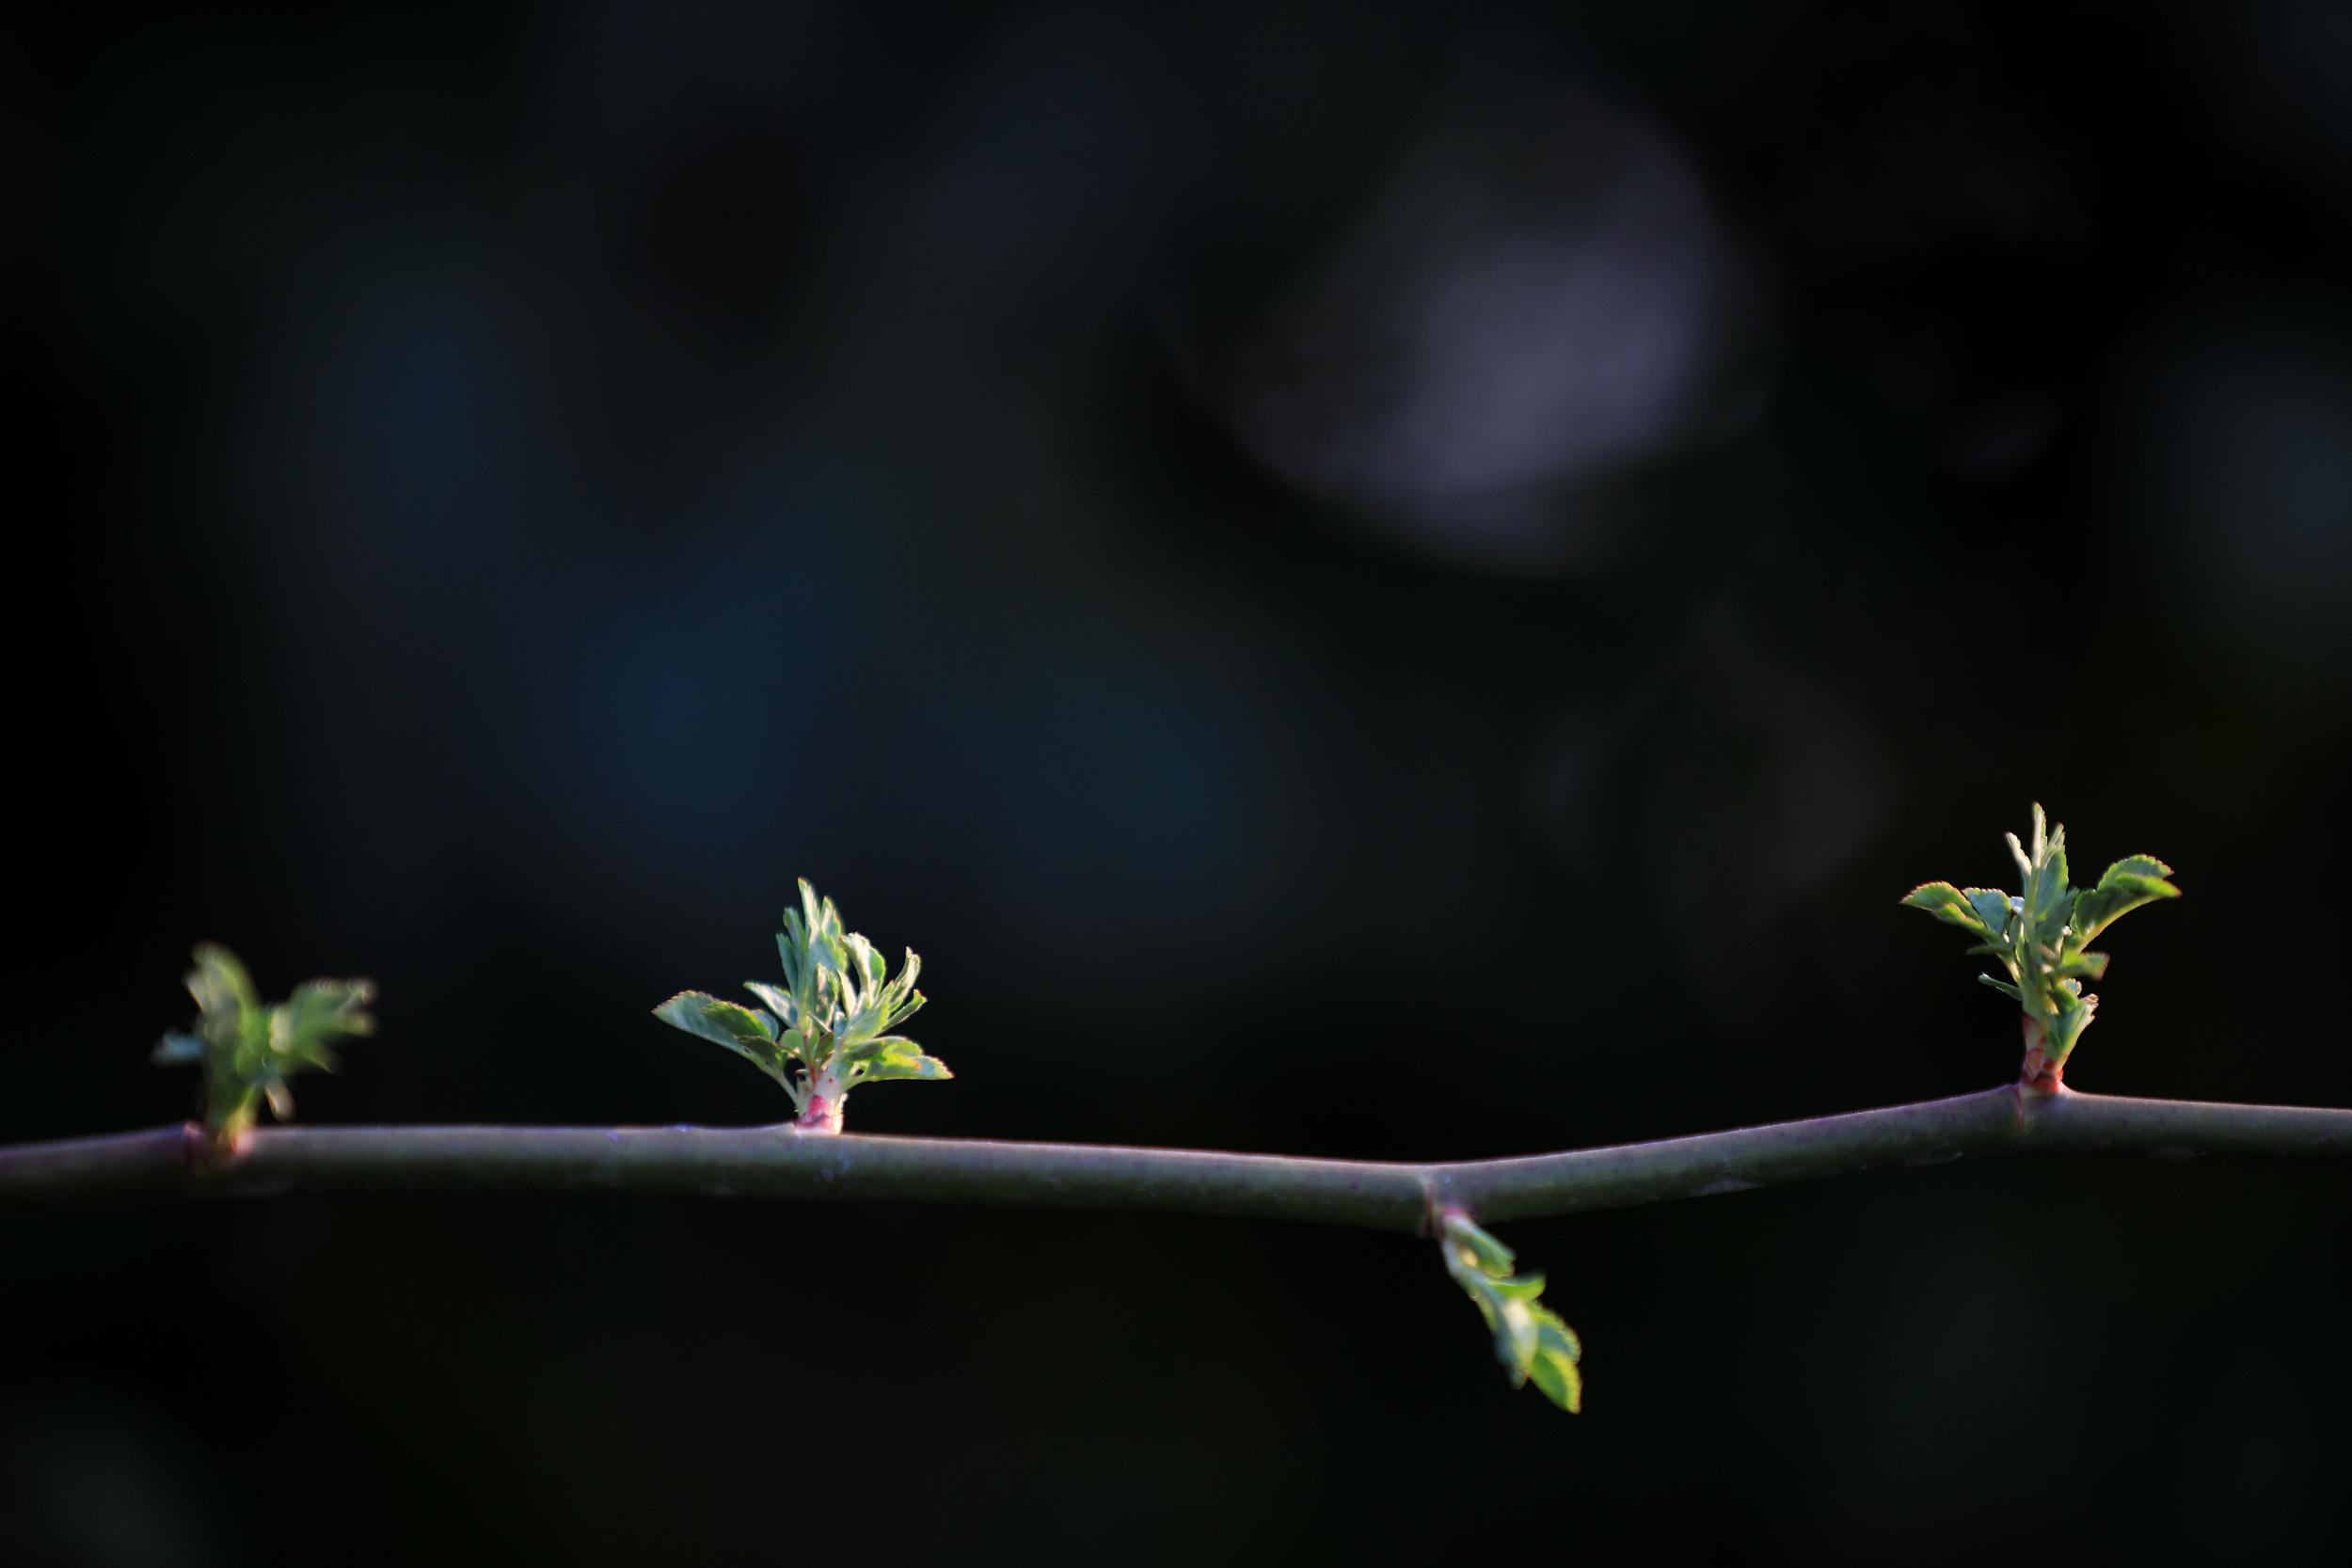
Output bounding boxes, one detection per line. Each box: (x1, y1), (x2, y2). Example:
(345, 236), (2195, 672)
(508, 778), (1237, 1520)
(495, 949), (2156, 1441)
(2018, 1014), (2065, 1094)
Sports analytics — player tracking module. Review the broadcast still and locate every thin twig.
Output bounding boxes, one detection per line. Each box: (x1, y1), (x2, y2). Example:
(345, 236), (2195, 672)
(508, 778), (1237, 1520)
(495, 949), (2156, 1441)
(5, 1088), (2346, 1230)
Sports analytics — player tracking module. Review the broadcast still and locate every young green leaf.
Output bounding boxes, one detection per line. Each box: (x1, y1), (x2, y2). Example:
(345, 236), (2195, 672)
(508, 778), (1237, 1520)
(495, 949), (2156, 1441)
(2071, 856), (2182, 944)
(1525, 1318), (1585, 1412)
(850, 1040), (953, 1084)
(2026, 817), (2070, 923)
(2049, 991), (2097, 1063)
(2055, 950), (2110, 982)
(153, 944), (375, 1155)
(655, 883), (946, 1130)
(183, 942), (260, 1031)
(1904, 806), (2178, 1086)
(741, 980), (800, 1029)
(1437, 1208), (1582, 1414)
(276, 979), (376, 1070)
(1963, 888), (2014, 935)
(653, 992), (797, 1098)
(1900, 883), (1989, 936)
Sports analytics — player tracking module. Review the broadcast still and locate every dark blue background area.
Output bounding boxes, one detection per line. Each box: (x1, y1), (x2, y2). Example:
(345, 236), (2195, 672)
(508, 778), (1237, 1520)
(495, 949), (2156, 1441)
(8, 3), (2350, 1563)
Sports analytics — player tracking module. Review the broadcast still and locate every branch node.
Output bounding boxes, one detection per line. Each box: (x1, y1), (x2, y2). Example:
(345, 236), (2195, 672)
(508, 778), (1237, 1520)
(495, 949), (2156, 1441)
(1416, 1176), (1454, 1238)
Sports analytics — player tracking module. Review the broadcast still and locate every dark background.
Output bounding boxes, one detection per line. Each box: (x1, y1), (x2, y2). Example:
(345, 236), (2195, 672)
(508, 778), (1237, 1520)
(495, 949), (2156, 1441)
(8, 3), (2351, 1563)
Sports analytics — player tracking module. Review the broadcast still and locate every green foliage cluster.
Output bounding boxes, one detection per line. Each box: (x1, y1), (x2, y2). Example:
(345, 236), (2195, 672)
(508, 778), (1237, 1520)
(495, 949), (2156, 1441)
(654, 879), (946, 1127)
(1438, 1208), (1583, 1414)
(152, 943), (375, 1152)
(1902, 804), (2179, 1085)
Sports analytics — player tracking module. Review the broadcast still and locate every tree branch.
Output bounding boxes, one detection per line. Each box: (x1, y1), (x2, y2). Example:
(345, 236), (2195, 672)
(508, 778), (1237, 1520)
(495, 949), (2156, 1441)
(5, 1087), (2347, 1229)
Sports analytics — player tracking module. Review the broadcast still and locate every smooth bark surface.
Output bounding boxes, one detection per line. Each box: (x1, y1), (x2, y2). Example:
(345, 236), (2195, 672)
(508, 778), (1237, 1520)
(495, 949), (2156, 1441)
(5, 1088), (2347, 1231)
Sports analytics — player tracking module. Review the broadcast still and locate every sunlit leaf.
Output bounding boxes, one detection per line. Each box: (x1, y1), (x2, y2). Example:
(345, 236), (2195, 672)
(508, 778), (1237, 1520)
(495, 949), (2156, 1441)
(1901, 882), (1988, 934)
(1907, 808), (2178, 1085)
(2056, 950), (2109, 981)
(2048, 988), (2096, 1053)
(743, 980), (799, 1029)
(155, 943), (375, 1153)
(653, 992), (794, 1094)
(276, 978), (376, 1069)
(1438, 1210), (1581, 1415)
(855, 1041), (953, 1083)
(2072, 856), (2182, 944)
(660, 883), (945, 1126)
(1964, 888), (2014, 934)
(1528, 1318), (1584, 1413)
(2027, 816), (2070, 918)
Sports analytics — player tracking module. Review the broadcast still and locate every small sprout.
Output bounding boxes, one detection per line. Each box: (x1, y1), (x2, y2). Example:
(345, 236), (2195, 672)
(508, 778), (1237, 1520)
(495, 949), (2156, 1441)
(655, 879), (946, 1132)
(1902, 804), (2180, 1089)
(1438, 1207), (1582, 1413)
(154, 943), (375, 1156)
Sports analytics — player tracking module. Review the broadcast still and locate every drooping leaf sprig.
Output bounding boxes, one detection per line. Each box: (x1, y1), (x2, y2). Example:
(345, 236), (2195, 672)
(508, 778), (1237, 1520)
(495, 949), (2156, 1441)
(1902, 803), (2180, 1087)
(1438, 1207), (1582, 1413)
(655, 879), (946, 1132)
(152, 943), (376, 1155)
